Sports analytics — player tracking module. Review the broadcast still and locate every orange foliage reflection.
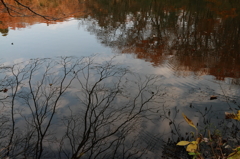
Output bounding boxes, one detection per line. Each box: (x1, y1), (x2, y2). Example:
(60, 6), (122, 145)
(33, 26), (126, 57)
(1, 0), (240, 82)
(83, 0), (240, 81)
(0, 0), (87, 34)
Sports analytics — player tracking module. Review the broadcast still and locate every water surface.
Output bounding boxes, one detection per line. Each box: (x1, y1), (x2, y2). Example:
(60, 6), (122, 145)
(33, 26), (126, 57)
(1, 0), (240, 158)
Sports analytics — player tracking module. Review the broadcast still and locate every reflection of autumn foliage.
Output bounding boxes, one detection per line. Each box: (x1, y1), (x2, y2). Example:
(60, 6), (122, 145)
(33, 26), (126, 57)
(209, 54), (240, 81)
(84, 0), (177, 67)
(171, 50), (240, 81)
(84, 0), (240, 80)
(206, 0), (238, 19)
(0, 0), (87, 33)
(121, 38), (168, 67)
(2, 0), (240, 81)
(172, 8), (240, 80)
(169, 55), (210, 77)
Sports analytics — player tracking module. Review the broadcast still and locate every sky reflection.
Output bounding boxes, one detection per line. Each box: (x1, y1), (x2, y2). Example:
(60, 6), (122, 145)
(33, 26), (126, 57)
(0, 19), (112, 61)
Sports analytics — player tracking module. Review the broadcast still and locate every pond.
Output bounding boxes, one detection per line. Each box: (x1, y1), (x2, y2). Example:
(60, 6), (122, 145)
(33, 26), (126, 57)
(1, 0), (240, 158)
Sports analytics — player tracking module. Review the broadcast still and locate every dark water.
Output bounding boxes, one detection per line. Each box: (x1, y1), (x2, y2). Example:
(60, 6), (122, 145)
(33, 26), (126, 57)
(1, 0), (240, 158)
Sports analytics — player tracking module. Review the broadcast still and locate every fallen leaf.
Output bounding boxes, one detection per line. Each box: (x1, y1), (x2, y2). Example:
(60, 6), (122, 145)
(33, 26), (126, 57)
(3, 88), (8, 93)
(176, 141), (190, 146)
(182, 113), (198, 130)
(210, 95), (217, 100)
(177, 139), (200, 153)
(186, 143), (198, 152)
(225, 110), (240, 121)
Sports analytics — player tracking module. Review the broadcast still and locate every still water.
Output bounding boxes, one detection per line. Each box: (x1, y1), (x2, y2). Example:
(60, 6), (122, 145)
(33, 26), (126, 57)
(1, 0), (240, 158)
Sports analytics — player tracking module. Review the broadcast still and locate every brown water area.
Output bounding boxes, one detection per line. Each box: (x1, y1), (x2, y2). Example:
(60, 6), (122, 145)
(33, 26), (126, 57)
(83, 0), (240, 82)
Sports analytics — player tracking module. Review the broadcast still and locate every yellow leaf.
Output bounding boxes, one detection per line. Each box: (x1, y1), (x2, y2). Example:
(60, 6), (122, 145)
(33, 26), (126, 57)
(233, 146), (240, 151)
(182, 113), (198, 130)
(196, 137), (202, 144)
(237, 110), (240, 116)
(225, 112), (237, 120)
(228, 151), (240, 159)
(176, 141), (190, 146)
(191, 141), (198, 145)
(186, 143), (198, 152)
(177, 139), (200, 153)
(225, 111), (240, 121)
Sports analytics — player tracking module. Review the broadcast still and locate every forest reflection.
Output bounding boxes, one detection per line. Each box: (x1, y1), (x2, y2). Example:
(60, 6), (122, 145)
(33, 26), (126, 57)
(1, 0), (240, 82)
(82, 0), (240, 82)
(0, 0), (87, 34)
(0, 56), (166, 158)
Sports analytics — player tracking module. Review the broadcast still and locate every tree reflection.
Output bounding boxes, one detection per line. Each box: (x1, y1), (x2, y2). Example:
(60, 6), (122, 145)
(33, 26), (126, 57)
(82, 0), (240, 81)
(0, 56), (164, 158)
(2, 0), (240, 81)
(0, 0), (87, 31)
(3, 58), (239, 158)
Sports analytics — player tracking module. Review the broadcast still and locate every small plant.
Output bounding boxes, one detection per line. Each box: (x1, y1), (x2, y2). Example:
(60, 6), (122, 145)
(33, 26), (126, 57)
(177, 138), (202, 159)
(176, 111), (240, 159)
(177, 113), (203, 159)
